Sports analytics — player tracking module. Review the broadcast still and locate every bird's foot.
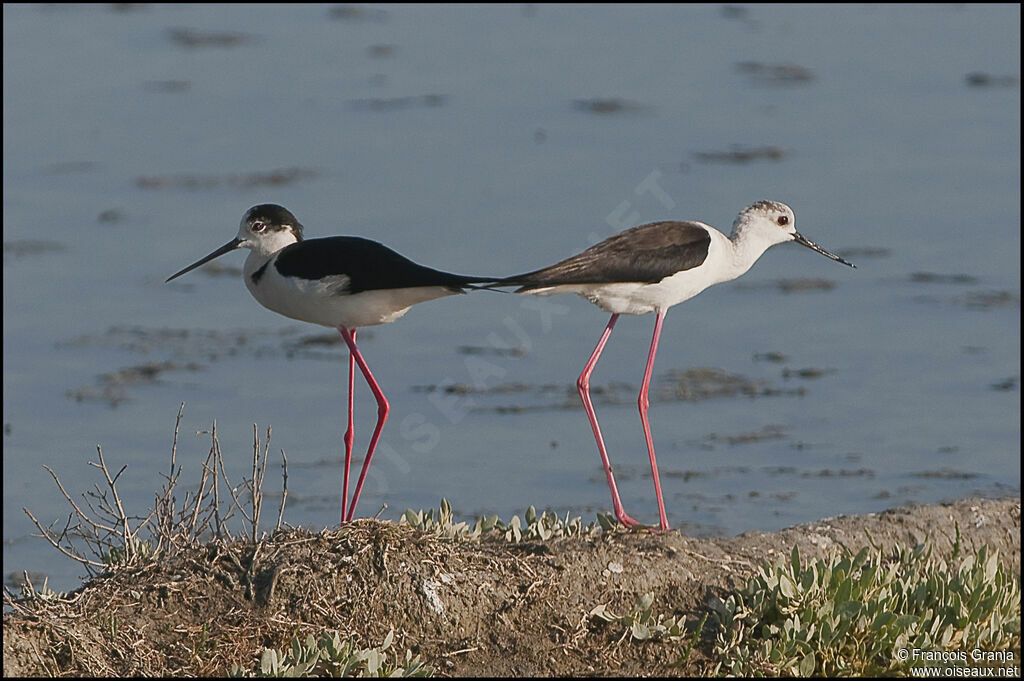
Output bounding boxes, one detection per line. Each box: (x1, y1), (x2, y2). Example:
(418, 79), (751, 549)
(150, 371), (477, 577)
(615, 510), (643, 528)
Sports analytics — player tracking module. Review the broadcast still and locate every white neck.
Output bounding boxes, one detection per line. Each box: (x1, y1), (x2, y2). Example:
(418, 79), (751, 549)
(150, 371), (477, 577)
(239, 231), (297, 281)
(243, 249), (275, 282)
(725, 228), (777, 279)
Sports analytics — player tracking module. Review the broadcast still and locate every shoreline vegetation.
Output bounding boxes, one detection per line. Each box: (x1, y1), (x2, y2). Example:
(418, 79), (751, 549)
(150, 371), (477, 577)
(4, 410), (1020, 676)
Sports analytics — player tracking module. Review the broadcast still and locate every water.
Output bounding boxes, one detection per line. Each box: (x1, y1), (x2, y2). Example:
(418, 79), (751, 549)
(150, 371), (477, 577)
(4, 4), (1019, 593)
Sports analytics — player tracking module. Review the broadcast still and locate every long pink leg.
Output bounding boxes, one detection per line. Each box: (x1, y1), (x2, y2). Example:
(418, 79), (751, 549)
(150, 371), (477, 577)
(577, 314), (640, 528)
(336, 325), (390, 522)
(638, 312), (670, 531)
(340, 329), (356, 524)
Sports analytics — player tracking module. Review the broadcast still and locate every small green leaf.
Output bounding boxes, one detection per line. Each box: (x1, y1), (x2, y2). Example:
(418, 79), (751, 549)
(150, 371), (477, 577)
(799, 652), (815, 676)
(870, 611), (896, 630)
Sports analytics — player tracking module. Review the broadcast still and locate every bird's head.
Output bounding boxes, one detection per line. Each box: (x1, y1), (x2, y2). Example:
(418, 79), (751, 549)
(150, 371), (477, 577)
(732, 200), (854, 268)
(166, 204), (304, 282)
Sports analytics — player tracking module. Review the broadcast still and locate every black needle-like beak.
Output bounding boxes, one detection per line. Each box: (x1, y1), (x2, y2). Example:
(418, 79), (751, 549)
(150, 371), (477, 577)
(793, 232), (855, 268)
(166, 238), (245, 283)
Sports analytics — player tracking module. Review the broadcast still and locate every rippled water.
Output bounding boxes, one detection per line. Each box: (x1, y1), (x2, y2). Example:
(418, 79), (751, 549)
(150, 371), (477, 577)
(4, 4), (1019, 592)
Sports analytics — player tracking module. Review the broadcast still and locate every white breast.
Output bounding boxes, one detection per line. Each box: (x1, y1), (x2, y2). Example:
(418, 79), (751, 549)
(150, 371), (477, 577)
(243, 255), (459, 328)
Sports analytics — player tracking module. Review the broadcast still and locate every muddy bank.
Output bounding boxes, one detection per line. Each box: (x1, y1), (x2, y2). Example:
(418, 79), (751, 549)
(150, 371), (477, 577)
(3, 497), (1019, 677)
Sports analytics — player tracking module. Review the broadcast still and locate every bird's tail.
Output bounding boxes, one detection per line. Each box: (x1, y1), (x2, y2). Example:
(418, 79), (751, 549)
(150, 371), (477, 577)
(472, 271), (549, 293)
(450, 274), (514, 292)
(467, 275), (533, 292)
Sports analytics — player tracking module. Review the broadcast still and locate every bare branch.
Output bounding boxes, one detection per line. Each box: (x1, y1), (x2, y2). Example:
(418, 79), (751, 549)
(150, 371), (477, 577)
(92, 445), (134, 563)
(212, 421), (242, 542)
(251, 424), (260, 543)
(258, 426), (272, 536)
(250, 424), (273, 543)
(276, 449), (289, 532)
(25, 408), (292, 582)
(41, 465), (116, 533)
(23, 507), (106, 569)
(187, 444), (216, 540)
(210, 424), (223, 539)
(170, 401), (184, 478)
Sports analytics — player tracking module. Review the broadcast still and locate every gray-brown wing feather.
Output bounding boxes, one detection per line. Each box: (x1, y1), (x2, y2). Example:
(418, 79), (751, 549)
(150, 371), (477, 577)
(502, 221), (712, 291)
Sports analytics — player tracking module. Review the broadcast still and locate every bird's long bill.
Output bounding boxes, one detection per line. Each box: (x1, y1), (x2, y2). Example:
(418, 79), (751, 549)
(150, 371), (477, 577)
(793, 232), (855, 268)
(165, 238), (244, 282)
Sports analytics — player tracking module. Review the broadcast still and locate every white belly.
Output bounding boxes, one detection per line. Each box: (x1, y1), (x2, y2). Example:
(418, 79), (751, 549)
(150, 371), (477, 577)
(246, 268), (458, 328)
(526, 276), (710, 314)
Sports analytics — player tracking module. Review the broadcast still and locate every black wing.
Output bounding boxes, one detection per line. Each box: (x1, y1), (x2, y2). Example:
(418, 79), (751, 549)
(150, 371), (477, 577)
(499, 221), (712, 291)
(274, 236), (495, 294)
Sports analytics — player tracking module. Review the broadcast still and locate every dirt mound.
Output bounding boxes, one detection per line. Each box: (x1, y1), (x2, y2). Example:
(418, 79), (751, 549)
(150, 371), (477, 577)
(3, 497), (1019, 676)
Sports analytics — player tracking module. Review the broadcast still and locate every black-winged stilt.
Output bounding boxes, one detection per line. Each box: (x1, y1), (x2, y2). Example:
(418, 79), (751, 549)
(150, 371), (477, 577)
(495, 200), (854, 531)
(166, 204), (495, 522)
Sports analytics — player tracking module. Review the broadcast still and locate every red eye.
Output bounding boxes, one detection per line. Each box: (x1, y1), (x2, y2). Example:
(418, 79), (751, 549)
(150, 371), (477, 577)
(777, 215), (789, 226)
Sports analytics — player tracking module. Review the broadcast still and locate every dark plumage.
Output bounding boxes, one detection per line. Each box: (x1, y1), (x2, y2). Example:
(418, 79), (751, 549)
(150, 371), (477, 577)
(273, 237), (494, 294)
(499, 221), (712, 291)
(244, 204), (305, 240)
